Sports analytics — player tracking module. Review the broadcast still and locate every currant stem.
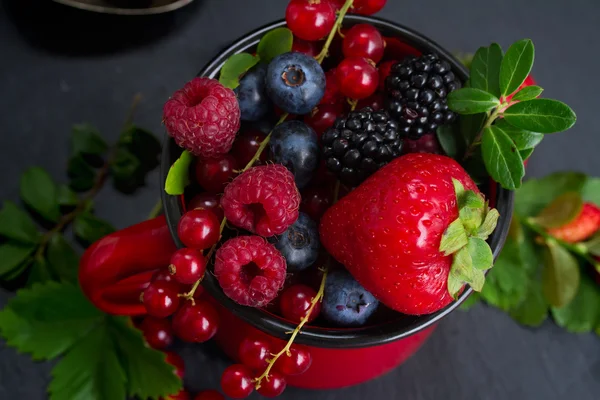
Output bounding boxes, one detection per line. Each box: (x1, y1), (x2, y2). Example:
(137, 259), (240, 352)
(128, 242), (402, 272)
(315, 0), (354, 64)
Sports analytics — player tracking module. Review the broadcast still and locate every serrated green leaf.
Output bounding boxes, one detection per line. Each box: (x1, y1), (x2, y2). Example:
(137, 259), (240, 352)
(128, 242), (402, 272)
(551, 274), (600, 333)
(26, 258), (53, 287)
(509, 279), (548, 327)
(499, 39), (535, 97)
(0, 241), (37, 277)
(257, 27), (293, 64)
(57, 185), (79, 206)
(469, 43), (503, 98)
(511, 85), (543, 102)
(20, 167), (61, 222)
(219, 53), (261, 89)
(581, 177), (600, 206)
(436, 123), (464, 159)
(47, 233), (79, 283)
(503, 99), (577, 134)
(447, 88), (500, 114)
(542, 242), (580, 308)
(71, 124), (108, 157)
(481, 125), (525, 190)
(493, 119), (543, 150)
(515, 172), (587, 218)
(68, 155), (96, 192)
(457, 191), (486, 234)
(110, 317), (183, 399)
(467, 237), (494, 270)
(73, 212), (116, 244)
(440, 219), (468, 256)
(448, 246), (473, 299)
(0, 201), (41, 243)
(477, 208), (500, 239)
(531, 192), (583, 229)
(165, 150), (194, 195)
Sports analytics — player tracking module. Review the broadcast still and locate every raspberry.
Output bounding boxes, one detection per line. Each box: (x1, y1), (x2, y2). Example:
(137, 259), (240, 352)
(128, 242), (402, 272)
(220, 164), (301, 237)
(163, 78), (240, 158)
(402, 133), (443, 155)
(214, 236), (287, 307)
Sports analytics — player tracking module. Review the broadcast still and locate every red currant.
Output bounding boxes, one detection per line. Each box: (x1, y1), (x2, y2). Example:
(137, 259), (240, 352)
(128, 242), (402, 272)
(195, 154), (237, 194)
(300, 186), (332, 221)
(238, 337), (272, 370)
(142, 280), (180, 318)
(165, 351), (185, 379)
(336, 57), (379, 99)
(172, 301), (219, 343)
(342, 24), (385, 63)
(356, 92), (384, 111)
(286, 0), (336, 41)
(304, 104), (342, 137)
(274, 345), (312, 376)
(320, 69), (343, 106)
(169, 248), (207, 285)
(187, 193), (224, 222)
(165, 389), (191, 400)
(178, 209), (220, 250)
(279, 284), (321, 323)
(152, 268), (180, 285)
(292, 37), (320, 57)
(194, 390), (224, 400)
(378, 59), (397, 91)
(140, 317), (174, 349)
(220, 364), (254, 399)
(231, 129), (268, 167)
(353, 0), (387, 15)
(257, 372), (287, 398)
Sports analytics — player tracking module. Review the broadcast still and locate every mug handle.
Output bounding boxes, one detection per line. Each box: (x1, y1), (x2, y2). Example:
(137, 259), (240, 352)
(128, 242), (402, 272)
(79, 216), (178, 316)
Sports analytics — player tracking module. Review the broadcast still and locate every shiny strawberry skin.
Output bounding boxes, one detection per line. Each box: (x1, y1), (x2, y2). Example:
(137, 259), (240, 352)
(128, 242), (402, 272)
(319, 153), (480, 315)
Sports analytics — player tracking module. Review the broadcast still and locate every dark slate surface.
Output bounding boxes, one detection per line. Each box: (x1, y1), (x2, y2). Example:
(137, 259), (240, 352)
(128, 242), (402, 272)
(0, 0), (599, 399)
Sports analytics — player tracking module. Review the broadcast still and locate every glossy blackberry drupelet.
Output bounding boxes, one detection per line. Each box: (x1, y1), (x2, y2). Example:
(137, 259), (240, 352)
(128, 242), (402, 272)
(269, 212), (320, 272)
(235, 64), (270, 122)
(321, 107), (402, 187)
(385, 53), (461, 139)
(322, 269), (379, 327)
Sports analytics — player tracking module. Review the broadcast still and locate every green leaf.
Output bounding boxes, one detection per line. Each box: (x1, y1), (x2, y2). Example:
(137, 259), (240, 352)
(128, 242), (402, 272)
(493, 119), (543, 150)
(68, 155), (96, 192)
(71, 124), (108, 157)
(503, 99), (577, 134)
(551, 274), (600, 333)
(110, 317), (183, 399)
(57, 185), (79, 206)
(452, 178), (465, 201)
(47, 233), (79, 283)
(448, 246), (474, 299)
(219, 53), (261, 89)
(481, 125), (525, 190)
(73, 212), (116, 244)
(2, 259), (32, 281)
(476, 208), (500, 239)
(581, 177), (600, 206)
(110, 147), (141, 181)
(469, 43), (503, 98)
(118, 125), (161, 170)
(26, 258), (53, 287)
(440, 219), (468, 256)
(257, 27), (293, 64)
(20, 167), (60, 222)
(165, 150), (194, 195)
(467, 237), (493, 270)
(542, 242), (580, 308)
(511, 85), (543, 102)
(458, 192), (486, 234)
(519, 148), (534, 161)
(0, 282), (102, 360)
(509, 279), (548, 327)
(515, 172), (587, 218)
(0, 241), (36, 277)
(436, 123), (464, 159)
(499, 39), (535, 96)
(49, 327), (127, 400)
(447, 88), (500, 114)
(530, 192), (583, 229)
(0, 201), (41, 243)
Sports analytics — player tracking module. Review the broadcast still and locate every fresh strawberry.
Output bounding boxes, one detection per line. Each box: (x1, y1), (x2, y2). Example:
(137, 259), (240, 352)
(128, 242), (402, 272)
(548, 203), (600, 243)
(319, 153), (499, 315)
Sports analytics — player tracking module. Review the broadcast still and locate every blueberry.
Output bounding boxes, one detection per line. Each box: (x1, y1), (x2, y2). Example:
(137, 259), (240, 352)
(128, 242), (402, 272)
(269, 213), (319, 272)
(266, 52), (325, 115)
(322, 269), (379, 327)
(235, 64), (270, 121)
(270, 120), (319, 189)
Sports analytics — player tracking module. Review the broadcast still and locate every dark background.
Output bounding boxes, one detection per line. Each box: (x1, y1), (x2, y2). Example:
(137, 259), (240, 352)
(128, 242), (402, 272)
(1, 0), (599, 399)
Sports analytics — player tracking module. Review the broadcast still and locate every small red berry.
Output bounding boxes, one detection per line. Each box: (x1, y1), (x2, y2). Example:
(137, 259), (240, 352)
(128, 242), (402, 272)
(342, 24), (385, 63)
(304, 104), (342, 137)
(320, 69), (344, 106)
(172, 301), (219, 343)
(194, 390), (225, 400)
(286, 0), (336, 41)
(165, 351), (185, 379)
(152, 268), (179, 285)
(356, 92), (384, 111)
(279, 284), (321, 323)
(238, 337), (272, 370)
(165, 390), (191, 400)
(220, 364), (254, 399)
(169, 248), (207, 285)
(257, 372), (287, 398)
(274, 346), (312, 376)
(195, 154), (237, 194)
(187, 193), (224, 222)
(336, 57), (379, 99)
(378, 60), (397, 91)
(352, 0), (387, 15)
(142, 281), (180, 318)
(231, 129), (268, 167)
(178, 209), (221, 250)
(140, 317), (174, 349)
(292, 37), (320, 57)
(300, 186), (332, 221)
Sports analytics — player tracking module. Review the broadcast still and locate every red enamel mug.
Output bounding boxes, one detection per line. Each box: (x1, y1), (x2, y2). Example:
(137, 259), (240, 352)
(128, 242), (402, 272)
(79, 16), (514, 390)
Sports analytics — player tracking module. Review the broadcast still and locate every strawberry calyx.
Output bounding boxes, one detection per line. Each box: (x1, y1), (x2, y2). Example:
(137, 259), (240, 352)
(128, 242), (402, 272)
(440, 179), (500, 299)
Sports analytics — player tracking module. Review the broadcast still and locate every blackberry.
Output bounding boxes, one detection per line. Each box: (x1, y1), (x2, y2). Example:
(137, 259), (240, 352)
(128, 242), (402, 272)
(321, 108), (402, 187)
(385, 53), (461, 139)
